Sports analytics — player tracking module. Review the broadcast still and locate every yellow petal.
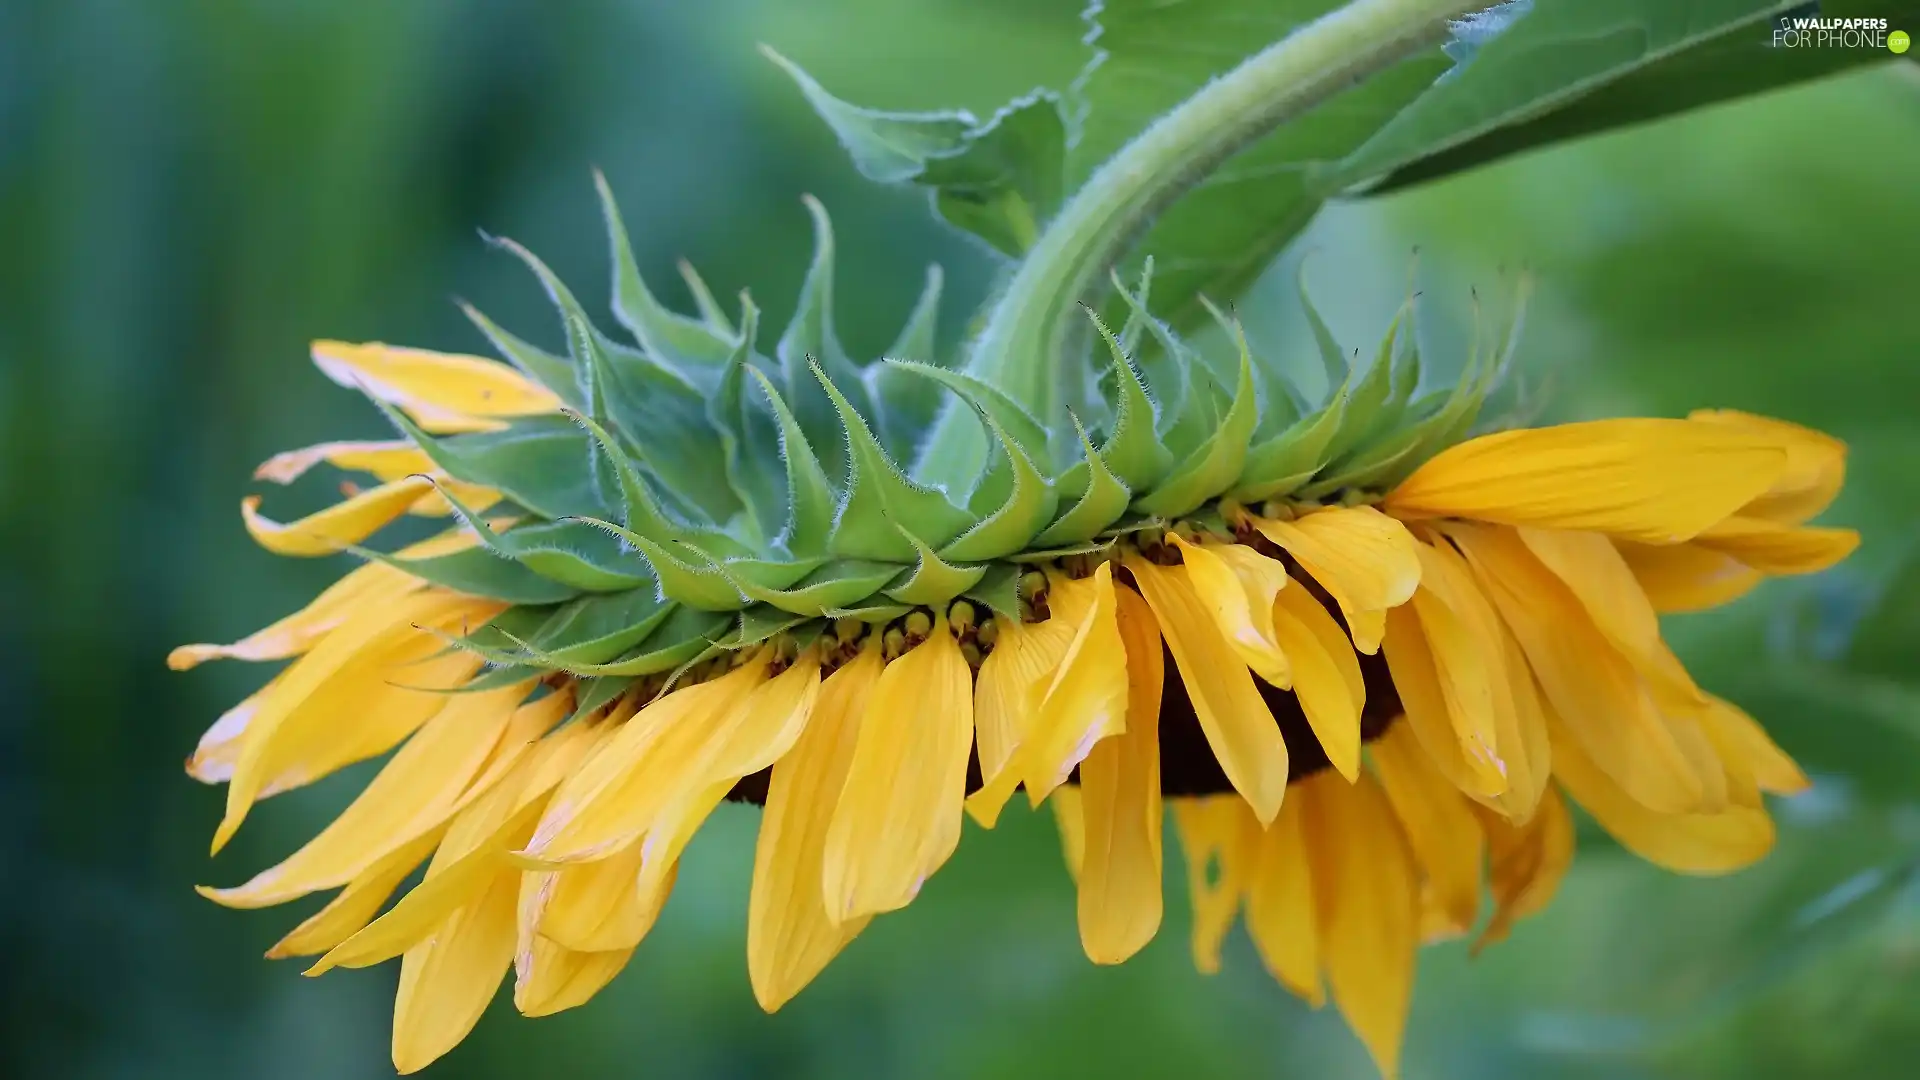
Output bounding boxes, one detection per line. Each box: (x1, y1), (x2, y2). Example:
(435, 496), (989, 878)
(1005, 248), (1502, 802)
(1693, 516), (1859, 576)
(1615, 538), (1764, 613)
(1022, 563), (1129, 804)
(266, 829), (444, 959)
(1385, 418), (1788, 544)
(1474, 787), (1574, 952)
(748, 648), (881, 1011)
(1370, 724), (1483, 935)
(1548, 714), (1774, 874)
(526, 844), (675, 953)
(1380, 605), (1501, 799)
(1493, 628), (1553, 820)
(1171, 537), (1290, 685)
(240, 476), (436, 557)
(254, 440), (435, 485)
(185, 680), (273, 782)
(200, 682), (534, 908)
(967, 615), (1077, 828)
(1699, 694), (1808, 796)
(524, 662), (766, 866)
(512, 936), (634, 1018)
(1127, 556), (1290, 825)
(211, 591), (495, 853)
(1270, 581), (1366, 781)
(1170, 794), (1260, 975)
(1074, 583), (1165, 965)
(1688, 409), (1847, 524)
(1245, 791), (1322, 1006)
(311, 340), (562, 434)
(1446, 523), (1703, 814)
(1401, 543), (1511, 796)
(391, 870), (518, 1074)
(823, 617), (974, 920)
(1304, 771), (1418, 1080)
(1052, 785), (1086, 884)
(1255, 506), (1420, 653)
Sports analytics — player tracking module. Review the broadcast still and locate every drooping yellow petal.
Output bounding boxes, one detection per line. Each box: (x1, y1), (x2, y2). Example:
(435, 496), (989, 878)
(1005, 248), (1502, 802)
(1127, 556), (1289, 825)
(1270, 581), (1365, 781)
(1692, 516), (1859, 576)
(185, 680), (273, 782)
(967, 614), (1078, 828)
(1052, 785), (1086, 884)
(1615, 538), (1764, 613)
(1474, 788), (1574, 952)
(526, 844), (676, 953)
(1493, 628), (1553, 820)
(1074, 583), (1164, 965)
(266, 829), (444, 959)
(1446, 523), (1703, 814)
(823, 616), (973, 920)
(1254, 506), (1420, 653)
(1304, 771), (1418, 1080)
(1170, 794), (1260, 975)
(200, 682), (534, 908)
(1022, 563), (1128, 804)
(255, 440), (435, 485)
(1401, 543), (1510, 796)
(1172, 537), (1290, 685)
(1688, 409), (1847, 524)
(1384, 418), (1787, 544)
(512, 936), (635, 1019)
(1370, 724), (1483, 936)
(523, 661), (767, 866)
(1698, 694), (1808, 796)
(1380, 605), (1502, 800)
(391, 870), (518, 1074)
(1548, 714), (1774, 875)
(1245, 791), (1322, 1006)
(311, 340), (562, 434)
(749, 647), (882, 1012)
(240, 477), (435, 557)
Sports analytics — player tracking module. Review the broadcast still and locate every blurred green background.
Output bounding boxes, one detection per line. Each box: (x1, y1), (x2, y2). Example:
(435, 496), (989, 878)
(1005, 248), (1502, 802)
(3, 2), (1916, 1077)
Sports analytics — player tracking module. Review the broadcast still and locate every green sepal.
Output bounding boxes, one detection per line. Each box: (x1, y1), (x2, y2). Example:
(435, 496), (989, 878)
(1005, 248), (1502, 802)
(864, 265), (947, 459)
(963, 562), (1024, 621)
(1199, 295), (1299, 441)
(1130, 331), (1257, 518)
(822, 602), (912, 624)
(570, 676), (637, 721)
(564, 407), (740, 554)
(373, 400), (612, 521)
(733, 559), (901, 617)
(523, 588), (676, 666)
(747, 368), (836, 556)
(706, 299), (785, 547)
(1231, 387), (1350, 503)
(421, 482), (651, 593)
(1008, 539), (1115, 564)
(621, 530), (748, 612)
(886, 525), (986, 607)
(1109, 273), (1200, 446)
(1034, 416), (1131, 546)
(1086, 309), (1172, 493)
(815, 360), (973, 561)
(358, 544), (579, 606)
(458, 300), (580, 407)
(1299, 258), (1349, 394)
(676, 261), (733, 338)
(1316, 301), (1407, 466)
(460, 663), (549, 693)
(777, 196), (867, 485)
(503, 606), (731, 678)
(1116, 257), (1155, 358)
(713, 555), (827, 592)
(723, 605), (808, 649)
(886, 360), (1050, 470)
(936, 404), (1058, 563)
(462, 606), (557, 653)
(594, 170), (734, 372)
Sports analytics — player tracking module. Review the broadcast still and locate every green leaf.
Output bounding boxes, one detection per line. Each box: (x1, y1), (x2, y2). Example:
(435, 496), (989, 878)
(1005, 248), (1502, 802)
(1347, 0), (1904, 194)
(594, 169), (735, 372)
(1035, 417), (1133, 547)
(767, 47), (1067, 257)
(815, 360), (974, 561)
(1130, 332), (1257, 518)
(1843, 549), (1920, 686)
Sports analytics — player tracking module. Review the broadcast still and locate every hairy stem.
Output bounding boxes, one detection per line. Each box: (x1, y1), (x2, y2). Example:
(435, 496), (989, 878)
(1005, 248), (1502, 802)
(914, 0), (1491, 493)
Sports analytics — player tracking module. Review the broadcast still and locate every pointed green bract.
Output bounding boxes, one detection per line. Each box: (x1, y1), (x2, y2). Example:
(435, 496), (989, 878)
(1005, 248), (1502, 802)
(815, 359), (974, 562)
(595, 170), (735, 373)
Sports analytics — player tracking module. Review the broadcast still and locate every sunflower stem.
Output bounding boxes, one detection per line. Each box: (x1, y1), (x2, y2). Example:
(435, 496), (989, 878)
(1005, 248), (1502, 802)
(913, 0), (1491, 493)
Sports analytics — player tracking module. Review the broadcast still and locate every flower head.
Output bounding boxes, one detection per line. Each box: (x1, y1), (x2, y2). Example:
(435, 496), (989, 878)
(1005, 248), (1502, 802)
(177, 183), (1855, 1076)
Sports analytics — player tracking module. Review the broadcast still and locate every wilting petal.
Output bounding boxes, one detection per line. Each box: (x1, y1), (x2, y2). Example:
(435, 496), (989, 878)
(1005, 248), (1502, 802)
(1474, 788), (1574, 952)
(1699, 694), (1808, 796)
(1692, 516), (1859, 575)
(266, 830), (444, 959)
(240, 477), (436, 557)
(1371, 725), (1483, 935)
(512, 936), (635, 1019)
(391, 870), (518, 1074)
(1022, 563), (1128, 804)
(1074, 583), (1164, 965)
(1447, 523), (1703, 814)
(1255, 506), (1420, 653)
(185, 680), (273, 782)
(1688, 409), (1846, 524)
(749, 647), (881, 1011)
(1548, 714), (1774, 874)
(527, 844), (675, 953)
(968, 615), (1077, 828)
(1384, 418), (1787, 544)
(1173, 537), (1289, 685)
(1381, 606), (1502, 799)
(1170, 794), (1260, 975)
(1615, 538), (1764, 613)
(200, 682), (535, 907)
(1127, 556), (1289, 825)
(311, 340), (562, 434)
(823, 617), (973, 920)
(1304, 771), (1418, 1080)
(255, 440), (435, 485)
(1271, 581), (1365, 781)
(1402, 543), (1511, 796)
(1245, 791), (1322, 1006)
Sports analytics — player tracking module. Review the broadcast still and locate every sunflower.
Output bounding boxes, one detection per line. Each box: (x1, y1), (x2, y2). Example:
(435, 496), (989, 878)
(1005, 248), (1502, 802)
(176, 183), (1858, 1077)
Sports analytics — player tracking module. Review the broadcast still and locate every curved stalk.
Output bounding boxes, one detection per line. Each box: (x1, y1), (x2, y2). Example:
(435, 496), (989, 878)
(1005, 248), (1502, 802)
(915, 0), (1491, 492)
